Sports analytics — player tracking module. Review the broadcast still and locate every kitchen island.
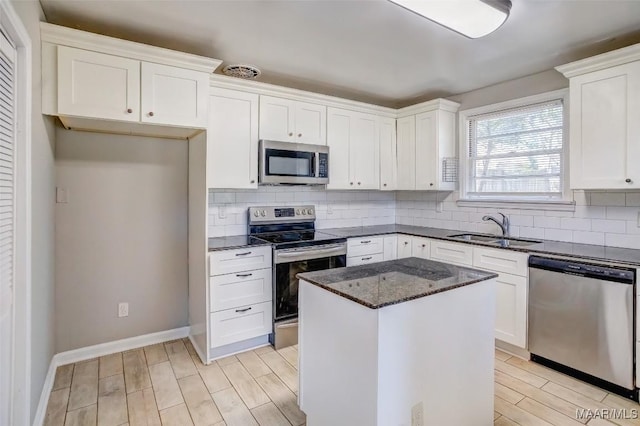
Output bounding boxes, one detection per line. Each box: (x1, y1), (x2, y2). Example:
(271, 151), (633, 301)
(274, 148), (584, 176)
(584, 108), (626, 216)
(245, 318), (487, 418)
(297, 257), (498, 426)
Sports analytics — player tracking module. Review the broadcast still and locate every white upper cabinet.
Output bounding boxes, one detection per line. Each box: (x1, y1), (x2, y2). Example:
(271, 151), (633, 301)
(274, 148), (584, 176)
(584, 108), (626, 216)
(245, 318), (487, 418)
(259, 95), (326, 144)
(396, 100), (459, 191)
(140, 62), (209, 128)
(42, 23), (220, 138)
(326, 107), (380, 190)
(379, 118), (397, 190)
(207, 88), (259, 189)
(557, 46), (640, 190)
(58, 46), (140, 122)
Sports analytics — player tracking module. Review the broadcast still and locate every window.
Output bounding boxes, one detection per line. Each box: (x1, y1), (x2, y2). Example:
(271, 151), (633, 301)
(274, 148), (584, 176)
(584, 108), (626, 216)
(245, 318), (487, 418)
(460, 90), (570, 206)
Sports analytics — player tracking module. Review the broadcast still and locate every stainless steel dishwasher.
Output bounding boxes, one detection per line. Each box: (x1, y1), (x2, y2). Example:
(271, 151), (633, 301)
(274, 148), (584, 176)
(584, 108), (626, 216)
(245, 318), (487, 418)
(528, 256), (636, 399)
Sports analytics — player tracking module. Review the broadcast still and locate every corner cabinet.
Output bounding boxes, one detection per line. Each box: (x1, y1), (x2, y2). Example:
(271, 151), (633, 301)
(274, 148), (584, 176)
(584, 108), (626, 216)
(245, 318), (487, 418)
(259, 95), (326, 145)
(557, 43), (640, 190)
(207, 88), (259, 189)
(326, 107), (380, 190)
(41, 23), (220, 139)
(396, 100), (459, 191)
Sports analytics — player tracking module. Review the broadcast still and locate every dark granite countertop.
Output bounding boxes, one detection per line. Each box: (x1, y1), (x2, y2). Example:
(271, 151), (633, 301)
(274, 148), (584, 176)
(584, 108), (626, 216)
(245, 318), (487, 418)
(321, 225), (640, 266)
(208, 235), (271, 252)
(297, 257), (498, 309)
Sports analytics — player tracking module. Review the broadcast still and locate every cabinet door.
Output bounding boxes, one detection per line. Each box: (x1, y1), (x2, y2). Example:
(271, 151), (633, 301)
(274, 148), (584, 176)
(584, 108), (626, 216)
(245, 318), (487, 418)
(259, 95), (295, 142)
(207, 88), (259, 189)
(383, 235), (398, 261)
(295, 101), (326, 145)
(379, 118), (397, 190)
(326, 108), (352, 189)
(415, 111), (438, 190)
(140, 62), (209, 128)
(350, 113), (380, 189)
(494, 272), (527, 348)
(396, 116), (416, 190)
(411, 237), (430, 259)
(570, 62), (640, 189)
(430, 240), (473, 266)
(57, 46), (140, 122)
(397, 235), (413, 258)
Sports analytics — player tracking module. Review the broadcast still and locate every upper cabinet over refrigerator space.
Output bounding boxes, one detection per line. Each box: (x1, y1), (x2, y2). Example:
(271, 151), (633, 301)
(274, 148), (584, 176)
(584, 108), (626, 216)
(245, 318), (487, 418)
(41, 23), (220, 139)
(557, 42), (640, 190)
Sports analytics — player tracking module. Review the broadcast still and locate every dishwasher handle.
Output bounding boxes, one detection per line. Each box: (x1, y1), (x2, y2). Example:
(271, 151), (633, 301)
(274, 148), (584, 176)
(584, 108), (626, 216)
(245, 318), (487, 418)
(529, 256), (635, 284)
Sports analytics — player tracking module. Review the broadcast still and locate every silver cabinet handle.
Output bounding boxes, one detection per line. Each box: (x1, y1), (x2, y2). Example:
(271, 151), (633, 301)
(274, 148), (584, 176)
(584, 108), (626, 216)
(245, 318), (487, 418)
(235, 251), (252, 256)
(235, 307), (252, 313)
(362, 256), (372, 261)
(236, 273), (253, 277)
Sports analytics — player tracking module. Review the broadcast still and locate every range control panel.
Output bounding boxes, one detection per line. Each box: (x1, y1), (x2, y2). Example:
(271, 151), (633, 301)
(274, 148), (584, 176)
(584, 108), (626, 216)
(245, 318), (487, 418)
(249, 205), (316, 224)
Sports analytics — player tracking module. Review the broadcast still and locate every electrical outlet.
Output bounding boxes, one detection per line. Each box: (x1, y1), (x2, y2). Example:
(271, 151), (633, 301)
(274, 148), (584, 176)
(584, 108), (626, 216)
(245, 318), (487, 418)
(411, 402), (424, 426)
(56, 187), (69, 204)
(118, 302), (129, 318)
(218, 205), (226, 219)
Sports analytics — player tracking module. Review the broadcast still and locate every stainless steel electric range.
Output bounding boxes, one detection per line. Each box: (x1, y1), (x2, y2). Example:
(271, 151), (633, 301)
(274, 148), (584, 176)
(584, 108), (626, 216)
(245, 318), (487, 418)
(248, 205), (346, 349)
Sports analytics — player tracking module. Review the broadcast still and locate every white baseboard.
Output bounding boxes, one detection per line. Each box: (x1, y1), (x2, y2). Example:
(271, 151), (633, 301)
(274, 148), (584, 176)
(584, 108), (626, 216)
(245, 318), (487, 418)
(55, 326), (190, 366)
(32, 326), (190, 426)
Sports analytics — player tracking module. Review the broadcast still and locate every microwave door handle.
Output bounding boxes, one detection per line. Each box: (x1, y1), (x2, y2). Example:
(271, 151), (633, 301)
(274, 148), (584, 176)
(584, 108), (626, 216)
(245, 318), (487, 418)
(312, 152), (317, 177)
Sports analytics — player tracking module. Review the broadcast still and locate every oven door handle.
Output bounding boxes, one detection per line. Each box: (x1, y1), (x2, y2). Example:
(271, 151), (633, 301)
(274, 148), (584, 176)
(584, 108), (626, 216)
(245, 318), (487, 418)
(275, 244), (347, 264)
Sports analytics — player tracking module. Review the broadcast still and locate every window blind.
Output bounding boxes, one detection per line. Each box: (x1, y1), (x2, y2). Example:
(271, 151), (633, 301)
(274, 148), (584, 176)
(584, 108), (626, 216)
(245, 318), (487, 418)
(467, 99), (564, 199)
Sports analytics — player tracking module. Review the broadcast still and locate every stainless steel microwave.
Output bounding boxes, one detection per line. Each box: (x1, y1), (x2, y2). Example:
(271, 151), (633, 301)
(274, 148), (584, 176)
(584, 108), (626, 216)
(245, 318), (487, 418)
(259, 140), (329, 185)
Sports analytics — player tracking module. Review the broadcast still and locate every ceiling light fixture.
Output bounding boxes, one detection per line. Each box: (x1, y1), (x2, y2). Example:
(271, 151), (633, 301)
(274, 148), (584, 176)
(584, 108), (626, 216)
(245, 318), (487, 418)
(389, 0), (512, 39)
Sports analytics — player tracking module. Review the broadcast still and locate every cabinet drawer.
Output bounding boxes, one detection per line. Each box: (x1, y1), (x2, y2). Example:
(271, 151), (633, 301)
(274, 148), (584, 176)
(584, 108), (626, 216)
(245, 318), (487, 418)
(347, 253), (384, 266)
(473, 247), (528, 277)
(210, 268), (272, 312)
(347, 236), (384, 257)
(430, 240), (473, 266)
(210, 301), (272, 348)
(209, 246), (272, 276)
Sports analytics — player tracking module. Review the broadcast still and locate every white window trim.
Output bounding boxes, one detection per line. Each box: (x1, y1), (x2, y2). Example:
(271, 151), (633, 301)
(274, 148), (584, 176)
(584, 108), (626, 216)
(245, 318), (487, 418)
(0, 1), (32, 425)
(458, 88), (574, 211)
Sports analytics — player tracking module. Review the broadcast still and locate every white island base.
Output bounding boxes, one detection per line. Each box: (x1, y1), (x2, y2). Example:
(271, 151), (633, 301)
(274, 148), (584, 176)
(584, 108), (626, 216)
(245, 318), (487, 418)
(298, 279), (496, 426)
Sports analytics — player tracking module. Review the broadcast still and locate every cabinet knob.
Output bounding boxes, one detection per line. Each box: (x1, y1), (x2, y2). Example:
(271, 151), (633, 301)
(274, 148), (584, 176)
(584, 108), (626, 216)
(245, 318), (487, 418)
(404, 242), (409, 245)
(350, 182), (353, 185)
(358, 182), (361, 185)
(288, 132), (293, 137)
(383, 183), (387, 187)
(148, 112), (154, 117)
(626, 178), (632, 183)
(250, 180), (255, 184)
(429, 183), (434, 187)
(126, 108), (132, 114)
(298, 133), (302, 137)
(421, 244), (426, 248)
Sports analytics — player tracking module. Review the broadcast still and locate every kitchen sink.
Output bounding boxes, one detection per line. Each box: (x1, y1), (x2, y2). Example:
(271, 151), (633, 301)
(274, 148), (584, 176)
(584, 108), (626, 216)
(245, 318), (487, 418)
(447, 233), (541, 247)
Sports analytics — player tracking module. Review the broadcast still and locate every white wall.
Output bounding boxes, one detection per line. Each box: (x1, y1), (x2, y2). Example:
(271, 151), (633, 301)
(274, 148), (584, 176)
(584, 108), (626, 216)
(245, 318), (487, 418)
(208, 187), (396, 237)
(55, 128), (189, 352)
(9, 0), (57, 421)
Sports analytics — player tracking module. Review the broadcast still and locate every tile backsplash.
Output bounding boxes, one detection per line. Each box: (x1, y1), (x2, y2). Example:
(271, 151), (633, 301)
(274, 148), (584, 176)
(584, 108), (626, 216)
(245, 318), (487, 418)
(208, 187), (396, 237)
(208, 188), (640, 250)
(396, 191), (640, 250)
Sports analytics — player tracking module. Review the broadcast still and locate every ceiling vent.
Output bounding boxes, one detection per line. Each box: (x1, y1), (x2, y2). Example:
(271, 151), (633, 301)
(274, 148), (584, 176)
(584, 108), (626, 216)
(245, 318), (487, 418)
(222, 64), (261, 79)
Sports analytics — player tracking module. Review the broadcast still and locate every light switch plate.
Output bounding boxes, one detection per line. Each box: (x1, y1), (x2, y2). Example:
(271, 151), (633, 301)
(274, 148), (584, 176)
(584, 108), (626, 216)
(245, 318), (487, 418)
(56, 187), (69, 203)
(118, 302), (129, 318)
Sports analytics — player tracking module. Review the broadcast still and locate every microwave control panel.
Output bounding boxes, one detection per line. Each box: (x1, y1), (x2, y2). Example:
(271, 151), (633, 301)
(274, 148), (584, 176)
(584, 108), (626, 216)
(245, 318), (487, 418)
(318, 153), (329, 178)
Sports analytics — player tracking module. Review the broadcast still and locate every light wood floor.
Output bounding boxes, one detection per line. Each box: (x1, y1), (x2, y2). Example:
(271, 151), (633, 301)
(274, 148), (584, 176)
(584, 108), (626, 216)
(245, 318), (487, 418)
(43, 340), (639, 426)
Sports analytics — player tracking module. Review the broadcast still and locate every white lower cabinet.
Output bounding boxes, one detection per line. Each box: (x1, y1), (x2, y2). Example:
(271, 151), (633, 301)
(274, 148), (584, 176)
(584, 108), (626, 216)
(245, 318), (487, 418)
(208, 246), (273, 355)
(493, 273), (528, 348)
(429, 240), (472, 266)
(473, 247), (529, 349)
(347, 235), (395, 266)
(347, 253), (384, 266)
(383, 235), (397, 260)
(411, 237), (431, 259)
(397, 235), (413, 258)
(210, 301), (272, 348)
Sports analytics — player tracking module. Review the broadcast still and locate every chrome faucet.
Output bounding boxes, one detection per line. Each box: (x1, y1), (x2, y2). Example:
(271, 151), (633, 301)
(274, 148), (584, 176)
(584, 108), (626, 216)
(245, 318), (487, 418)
(482, 213), (510, 237)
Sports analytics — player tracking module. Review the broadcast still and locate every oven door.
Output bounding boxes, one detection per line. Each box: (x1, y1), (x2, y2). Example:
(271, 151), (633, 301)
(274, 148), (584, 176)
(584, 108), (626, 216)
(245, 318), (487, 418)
(259, 140), (329, 185)
(271, 243), (346, 349)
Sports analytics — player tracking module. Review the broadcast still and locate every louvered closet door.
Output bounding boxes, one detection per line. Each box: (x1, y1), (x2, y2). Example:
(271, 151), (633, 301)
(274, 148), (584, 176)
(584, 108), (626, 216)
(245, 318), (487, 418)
(0, 30), (16, 426)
